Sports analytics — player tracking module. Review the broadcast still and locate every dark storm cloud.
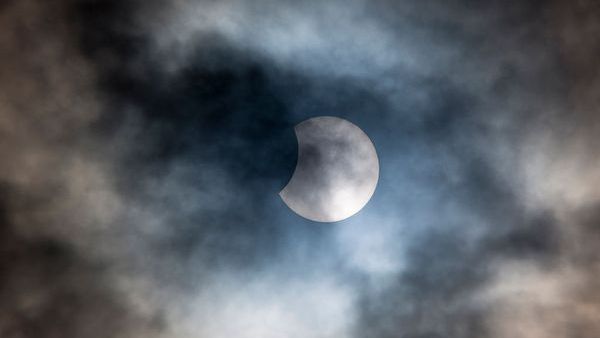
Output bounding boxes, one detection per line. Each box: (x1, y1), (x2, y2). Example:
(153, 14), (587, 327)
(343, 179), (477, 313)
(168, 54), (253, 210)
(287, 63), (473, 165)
(0, 1), (164, 337)
(0, 186), (162, 338)
(2, 0), (600, 337)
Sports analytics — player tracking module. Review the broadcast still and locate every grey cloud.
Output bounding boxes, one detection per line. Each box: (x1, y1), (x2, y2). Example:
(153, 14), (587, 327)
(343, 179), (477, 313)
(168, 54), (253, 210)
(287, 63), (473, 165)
(2, 0), (600, 337)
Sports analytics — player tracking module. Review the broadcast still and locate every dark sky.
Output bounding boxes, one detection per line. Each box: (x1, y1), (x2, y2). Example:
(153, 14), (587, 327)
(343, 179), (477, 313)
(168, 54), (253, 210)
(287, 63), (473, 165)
(1, 0), (600, 337)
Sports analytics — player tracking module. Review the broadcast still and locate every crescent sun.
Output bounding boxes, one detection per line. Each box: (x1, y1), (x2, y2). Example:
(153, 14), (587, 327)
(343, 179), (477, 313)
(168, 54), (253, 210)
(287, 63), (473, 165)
(279, 116), (379, 222)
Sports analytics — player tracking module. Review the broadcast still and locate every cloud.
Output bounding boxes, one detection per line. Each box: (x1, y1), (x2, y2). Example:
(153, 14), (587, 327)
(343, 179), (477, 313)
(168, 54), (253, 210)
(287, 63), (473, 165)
(1, 0), (600, 337)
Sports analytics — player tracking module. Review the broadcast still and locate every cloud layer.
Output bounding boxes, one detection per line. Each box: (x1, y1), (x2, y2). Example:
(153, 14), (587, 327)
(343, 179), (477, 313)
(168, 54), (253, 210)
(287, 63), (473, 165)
(1, 0), (599, 337)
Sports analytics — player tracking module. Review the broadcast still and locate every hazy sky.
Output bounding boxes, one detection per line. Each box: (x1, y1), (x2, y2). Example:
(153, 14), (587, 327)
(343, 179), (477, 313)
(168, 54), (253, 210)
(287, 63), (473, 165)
(1, 0), (599, 337)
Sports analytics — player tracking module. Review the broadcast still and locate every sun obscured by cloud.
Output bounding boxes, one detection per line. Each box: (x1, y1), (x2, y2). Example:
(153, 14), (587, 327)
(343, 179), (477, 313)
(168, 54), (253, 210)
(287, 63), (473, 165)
(1, 0), (600, 337)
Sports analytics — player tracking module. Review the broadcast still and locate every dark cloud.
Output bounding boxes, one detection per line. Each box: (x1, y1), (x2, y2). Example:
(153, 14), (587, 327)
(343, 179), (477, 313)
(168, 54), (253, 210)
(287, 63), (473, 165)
(1, 0), (600, 337)
(0, 185), (163, 338)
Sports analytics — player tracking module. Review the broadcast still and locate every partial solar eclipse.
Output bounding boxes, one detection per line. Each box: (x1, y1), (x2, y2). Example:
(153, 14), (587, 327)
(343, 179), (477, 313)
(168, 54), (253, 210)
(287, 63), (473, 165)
(279, 116), (379, 222)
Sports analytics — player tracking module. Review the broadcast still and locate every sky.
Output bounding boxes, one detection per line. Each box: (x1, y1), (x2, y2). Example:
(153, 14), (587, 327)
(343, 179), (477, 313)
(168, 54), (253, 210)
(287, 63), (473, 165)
(1, 0), (599, 337)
